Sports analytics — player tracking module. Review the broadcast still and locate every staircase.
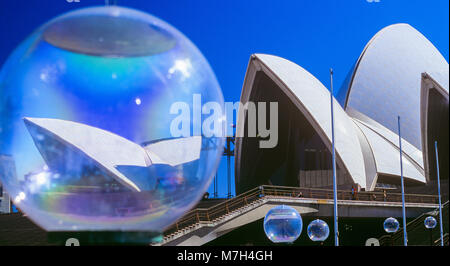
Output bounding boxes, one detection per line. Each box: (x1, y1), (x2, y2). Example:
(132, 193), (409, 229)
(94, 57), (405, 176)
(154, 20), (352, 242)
(379, 201), (449, 246)
(157, 185), (440, 245)
(161, 186), (264, 243)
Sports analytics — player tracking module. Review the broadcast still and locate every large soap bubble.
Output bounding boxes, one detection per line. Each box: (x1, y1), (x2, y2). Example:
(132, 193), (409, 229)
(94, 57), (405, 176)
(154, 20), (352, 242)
(383, 217), (400, 233)
(307, 219), (329, 242)
(0, 6), (224, 235)
(263, 205), (302, 243)
(424, 216), (437, 229)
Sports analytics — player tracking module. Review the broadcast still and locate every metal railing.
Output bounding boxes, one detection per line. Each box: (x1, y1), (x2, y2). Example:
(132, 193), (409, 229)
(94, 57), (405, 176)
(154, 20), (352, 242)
(164, 185), (440, 237)
(379, 201), (448, 246)
(435, 233), (449, 246)
(164, 186), (262, 235)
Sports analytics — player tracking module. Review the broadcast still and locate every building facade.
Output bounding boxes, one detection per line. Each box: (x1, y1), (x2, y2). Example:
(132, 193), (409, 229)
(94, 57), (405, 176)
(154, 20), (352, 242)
(0, 156), (12, 213)
(235, 24), (449, 194)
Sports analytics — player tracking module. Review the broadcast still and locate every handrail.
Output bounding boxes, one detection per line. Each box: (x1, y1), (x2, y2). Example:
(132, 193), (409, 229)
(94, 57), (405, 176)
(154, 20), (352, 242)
(379, 201), (448, 246)
(435, 233), (449, 246)
(164, 185), (441, 237)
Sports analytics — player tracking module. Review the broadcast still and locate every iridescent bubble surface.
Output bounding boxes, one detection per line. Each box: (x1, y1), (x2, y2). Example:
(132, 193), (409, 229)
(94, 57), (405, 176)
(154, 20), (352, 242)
(424, 216), (437, 229)
(383, 217), (400, 233)
(307, 219), (329, 242)
(0, 6), (224, 232)
(263, 205), (302, 243)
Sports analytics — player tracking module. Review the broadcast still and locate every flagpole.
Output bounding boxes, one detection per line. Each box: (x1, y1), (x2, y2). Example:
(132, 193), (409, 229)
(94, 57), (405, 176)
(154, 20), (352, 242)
(397, 116), (408, 246)
(435, 141), (444, 246)
(330, 68), (339, 246)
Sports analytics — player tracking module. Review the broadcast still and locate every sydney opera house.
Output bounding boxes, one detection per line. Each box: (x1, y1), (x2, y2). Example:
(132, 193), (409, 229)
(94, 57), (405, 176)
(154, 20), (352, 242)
(0, 23), (448, 218)
(0, 21), (448, 246)
(235, 23), (449, 194)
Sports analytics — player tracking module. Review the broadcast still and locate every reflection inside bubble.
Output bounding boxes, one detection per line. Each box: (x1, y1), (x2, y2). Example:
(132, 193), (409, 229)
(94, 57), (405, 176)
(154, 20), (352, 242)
(0, 6), (224, 232)
(263, 205), (302, 243)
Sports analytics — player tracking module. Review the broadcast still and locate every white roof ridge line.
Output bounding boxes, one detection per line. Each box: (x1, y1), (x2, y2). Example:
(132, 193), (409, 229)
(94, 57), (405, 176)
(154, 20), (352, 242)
(352, 117), (424, 174)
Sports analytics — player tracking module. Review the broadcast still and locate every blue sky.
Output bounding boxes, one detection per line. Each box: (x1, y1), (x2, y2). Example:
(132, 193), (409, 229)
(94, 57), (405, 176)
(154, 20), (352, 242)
(1, 0), (448, 198)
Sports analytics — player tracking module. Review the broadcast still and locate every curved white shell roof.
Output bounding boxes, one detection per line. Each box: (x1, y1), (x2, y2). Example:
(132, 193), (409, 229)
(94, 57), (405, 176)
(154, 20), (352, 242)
(420, 73), (449, 182)
(347, 108), (424, 170)
(236, 24), (447, 191)
(341, 23), (449, 150)
(24, 117), (201, 192)
(236, 54), (367, 188)
(353, 119), (426, 184)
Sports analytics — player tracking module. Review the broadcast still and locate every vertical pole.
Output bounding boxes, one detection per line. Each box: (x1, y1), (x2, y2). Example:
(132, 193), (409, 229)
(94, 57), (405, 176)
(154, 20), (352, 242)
(435, 141), (444, 246)
(330, 68), (339, 246)
(227, 158), (231, 198)
(227, 137), (231, 199)
(397, 116), (408, 246)
(213, 173), (217, 198)
(215, 173), (218, 198)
